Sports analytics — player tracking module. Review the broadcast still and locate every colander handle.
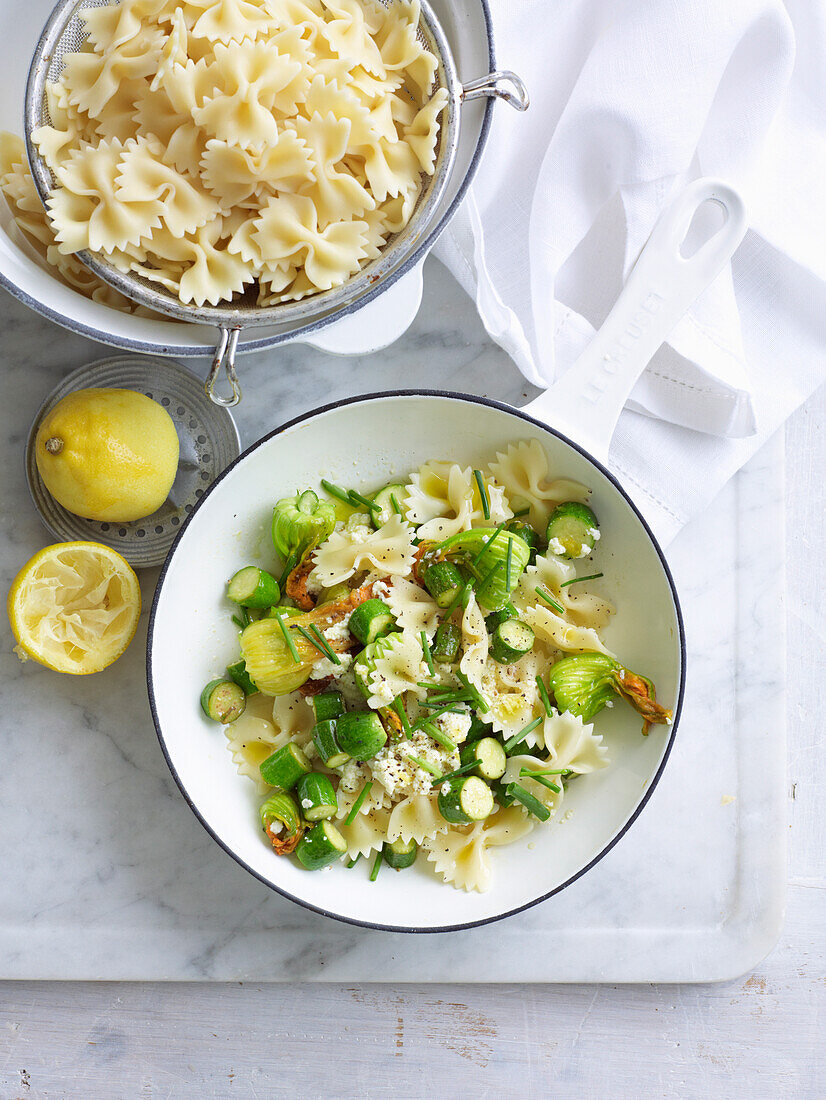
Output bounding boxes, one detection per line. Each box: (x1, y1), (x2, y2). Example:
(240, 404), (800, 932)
(462, 71), (530, 112)
(522, 177), (748, 465)
(205, 326), (242, 407)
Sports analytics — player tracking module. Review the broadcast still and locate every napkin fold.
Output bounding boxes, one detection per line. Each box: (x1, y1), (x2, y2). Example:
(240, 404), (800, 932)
(436, 0), (824, 543)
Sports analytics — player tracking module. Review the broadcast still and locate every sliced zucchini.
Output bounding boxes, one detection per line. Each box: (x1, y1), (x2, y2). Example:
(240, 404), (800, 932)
(460, 736), (507, 781)
(423, 560), (464, 608)
(259, 742), (312, 790)
(200, 679), (246, 723)
(226, 566), (281, 609)
(335, 711), (387, 761)
(431, 621), (461, 663)
(485, 603), (518, 634)
(545, 502), (600, 559)
(490, 619), (535, 664)
(437, 775), (494, 824)
(296, 772), (339, 821)
(383, 836), (418, 870)
(348, 599), (396, 645)
(371, 484), (407, 528)
(312, 719), (350, 768)
(295, 820), (347, 870)
(312, 691), (345, 724)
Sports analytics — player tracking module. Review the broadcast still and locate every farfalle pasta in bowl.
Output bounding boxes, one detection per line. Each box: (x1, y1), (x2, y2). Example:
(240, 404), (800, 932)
(148, 394), (684, 929)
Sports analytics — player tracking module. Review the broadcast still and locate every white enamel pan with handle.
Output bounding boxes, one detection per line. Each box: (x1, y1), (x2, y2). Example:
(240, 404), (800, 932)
(148, 179), (747, 932)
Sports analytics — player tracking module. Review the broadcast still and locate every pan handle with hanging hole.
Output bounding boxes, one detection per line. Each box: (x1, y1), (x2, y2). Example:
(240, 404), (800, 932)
(205, 326), (242, 407)
(522, 177), (748, 465)
(462, 71), (530, 112)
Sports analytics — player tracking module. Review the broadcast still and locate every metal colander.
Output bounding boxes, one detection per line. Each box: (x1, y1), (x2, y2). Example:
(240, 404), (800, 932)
(24, 0), (527, 405)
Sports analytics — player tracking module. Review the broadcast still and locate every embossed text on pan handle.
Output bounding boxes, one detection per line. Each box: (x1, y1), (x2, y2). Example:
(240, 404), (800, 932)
(523, 178), (748, 464)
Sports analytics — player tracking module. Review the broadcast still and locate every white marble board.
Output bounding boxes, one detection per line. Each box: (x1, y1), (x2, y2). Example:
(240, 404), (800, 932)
(0, 282), (785, 984)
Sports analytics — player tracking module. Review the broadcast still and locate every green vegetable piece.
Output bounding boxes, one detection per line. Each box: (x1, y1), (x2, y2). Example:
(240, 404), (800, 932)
(296, 820), (347, 870)
(259, 742), (312, 790)
(312, 719), (350, 768)
(259, 792), (300, 836)
(507, 782), (551, 821)
(348, 599), (397, 645)
(335, 711), (387, 761)
(226, 566), (280, 609)
(505, 520), (542, 561)
(226, 659), (258, 696)
(436, 529), (530, 611)
(432, 621), (461, 663)
(547, 652), (672, 733)
(296, 772), (339, 821)
(545, 502), (600, 559)
(437, 775), (494, 824)
(423, 561), (464, 608)
(370, 484), (407, 528)
(317, 583), (351, 606)
(490, 619), (535, 664)
(200, 679), (246, 723)
(239, 616), (314, 696)
(383, 837), (418, 870)
(271, 489), (336, 569)
(460, 736), (507, 781)
(312, 691), (345, 723)
(485, 603), (518, 633)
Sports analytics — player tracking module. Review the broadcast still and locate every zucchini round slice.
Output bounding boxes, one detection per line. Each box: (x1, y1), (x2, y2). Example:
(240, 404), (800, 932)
(259, 742), (312, 790)
(296, 820), (347, 870)
(460, 736), (507, 781)
(545, 502), (600, 559)
(200, 679), (246, 723)
(312, 719), (350, 768)
(437, 775), (494, 824)
(485, 603), (518, 633)
(383, 837), (418, 870)
(226, 566), (281, 609)
(371, 484), (407, 528)
(335, 712), (387, 761)
(423, 561), (464, 608)
(490, 619), (535, 664)
(348, 599), (396, 645)
(296, 772), (339, 821)
(312, 691), (345, 724)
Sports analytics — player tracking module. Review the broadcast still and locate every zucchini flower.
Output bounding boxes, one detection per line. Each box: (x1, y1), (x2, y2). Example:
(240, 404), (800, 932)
(271, 489), (335, 571)
(547, 652), (672, 735)
(434, 528), (531, 611)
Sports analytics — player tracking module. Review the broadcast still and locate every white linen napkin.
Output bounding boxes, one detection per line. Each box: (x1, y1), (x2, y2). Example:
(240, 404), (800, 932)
(435, 0), (825, 544)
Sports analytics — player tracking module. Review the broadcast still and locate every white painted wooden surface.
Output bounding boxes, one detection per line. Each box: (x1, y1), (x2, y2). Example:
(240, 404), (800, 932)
(0, 264), (823, 1097)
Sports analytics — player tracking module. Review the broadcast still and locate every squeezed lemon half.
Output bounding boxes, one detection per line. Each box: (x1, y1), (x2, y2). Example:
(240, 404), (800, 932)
(7, 542), (141, 674)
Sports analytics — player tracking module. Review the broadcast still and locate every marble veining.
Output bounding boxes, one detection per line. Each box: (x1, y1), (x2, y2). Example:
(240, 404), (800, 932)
(0, 259), (785, 981)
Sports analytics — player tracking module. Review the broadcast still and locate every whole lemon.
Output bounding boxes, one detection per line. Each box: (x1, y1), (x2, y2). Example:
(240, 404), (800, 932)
(35, 388), (180, 522)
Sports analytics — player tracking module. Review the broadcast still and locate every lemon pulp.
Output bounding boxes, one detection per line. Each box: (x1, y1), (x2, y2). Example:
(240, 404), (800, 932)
(7, 542), (141, 674)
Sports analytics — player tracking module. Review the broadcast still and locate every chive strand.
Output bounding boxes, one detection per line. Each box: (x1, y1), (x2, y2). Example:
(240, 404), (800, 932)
(503, 716), (543, 753)
(349, 489), (381, 514)
(420, 630), (435, 675)
(391, 697), (413, 739)
(506, 537), (513, 591)
(512, 505), (531, 518)
(274, 611), (301, 665)
(231, 614), (246, 630)
(508, 782), (551, 821)
(412, 704), (465, 727)
(308, 623), (341, 665)
(559, 572), (605, 588)
(404, 753), (442, 777)
(293, 623), (333, 663)
(535, 585), (565, 614)
(442, 578), (470, 618)
(519, 770), (561, 793)
(422, 721), (457, 752)
(536, 676), (553, 717)
(476, 560), (503, 603)
(344, 780), (373, 825)
(473, 469), (491, 520)
(346, 854), (362, 869)
(431, 759), (480, 785)
(455, 670), (489, 713)
(390, 493), (404, 517)
(320, 479), (353, 507)
(471, 521), (507, 566)
(369, 850), (383, 882)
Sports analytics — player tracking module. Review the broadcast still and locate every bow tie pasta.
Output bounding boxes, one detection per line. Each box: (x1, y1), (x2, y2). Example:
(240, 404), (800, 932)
(2, 0), (448, 311)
